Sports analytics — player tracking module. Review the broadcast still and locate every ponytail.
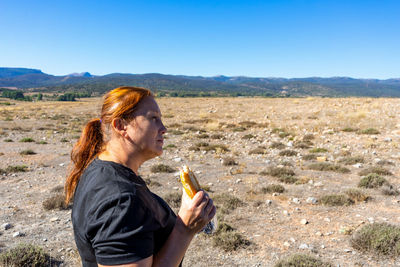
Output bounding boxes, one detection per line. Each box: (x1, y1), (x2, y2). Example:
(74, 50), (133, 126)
(65, 118), (103, 204)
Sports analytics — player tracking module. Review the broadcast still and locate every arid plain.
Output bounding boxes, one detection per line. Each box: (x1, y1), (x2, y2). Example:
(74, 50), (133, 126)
(1, 97), (400, 266)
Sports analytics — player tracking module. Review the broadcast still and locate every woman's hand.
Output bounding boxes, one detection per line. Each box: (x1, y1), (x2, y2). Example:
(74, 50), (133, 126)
(177, 189), (216, 234)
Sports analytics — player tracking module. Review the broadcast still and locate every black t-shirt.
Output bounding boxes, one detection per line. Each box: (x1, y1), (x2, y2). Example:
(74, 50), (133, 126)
(72, 159), (177, 266)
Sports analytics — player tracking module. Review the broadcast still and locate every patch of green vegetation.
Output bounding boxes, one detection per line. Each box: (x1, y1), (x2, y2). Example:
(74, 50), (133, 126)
(358, 166), (392, 176)
(242, 134), (256, 140)
(279, 149), (298, 157)
(213, 193), (244, 214)
(342, 127), (358, 132)
(345, 188), (370, 203)
(320, 194), (354, 206)
(338, 156), (364, 165)
(351, 223), (400, 257)
(4, 138), (13, 142)
(358, 173), (388, 188)
(261, 184), (285, 194)
(309, 147), (328, 153)
(150, 164), (175, 173)
(20, 149), (36, 155)
(274, 254), (333, 267)
(165, 144), (176, 148)
(60, 138), (69, 142)
(19, 137), (35, 143)
(212, 230), (251, 252)
(278, 175), (298, 184)
(359, 128), (380, 135)
(232, 126), (246, 132)
(294, 141), (312, 149)
(0, 243), (57, 267)
(36, 141), (48, 145)
(267, 167), (296, 178)
(307, 162), (350, 173)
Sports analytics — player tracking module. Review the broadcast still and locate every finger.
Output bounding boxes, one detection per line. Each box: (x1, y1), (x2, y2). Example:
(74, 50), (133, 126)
(192, 190), (205, 206)
(204, 198), (214, 214)
(208, 205), (217, 220)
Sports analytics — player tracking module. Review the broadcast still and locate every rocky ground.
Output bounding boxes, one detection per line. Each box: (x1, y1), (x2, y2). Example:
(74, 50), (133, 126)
(1, 97), (400, 266)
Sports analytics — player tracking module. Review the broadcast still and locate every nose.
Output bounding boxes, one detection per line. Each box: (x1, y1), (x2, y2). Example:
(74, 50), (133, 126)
(160, 121), (167, 135)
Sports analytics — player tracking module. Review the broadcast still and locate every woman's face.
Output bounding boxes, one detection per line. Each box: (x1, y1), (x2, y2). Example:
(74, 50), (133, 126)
(126, 96), (167, 159)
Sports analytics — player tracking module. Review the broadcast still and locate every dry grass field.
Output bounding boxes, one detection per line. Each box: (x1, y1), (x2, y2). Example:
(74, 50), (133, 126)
(1, 96), (400, 266)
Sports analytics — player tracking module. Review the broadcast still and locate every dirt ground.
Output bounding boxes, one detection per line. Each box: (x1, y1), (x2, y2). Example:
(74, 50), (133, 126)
(1, 97), (400, 266)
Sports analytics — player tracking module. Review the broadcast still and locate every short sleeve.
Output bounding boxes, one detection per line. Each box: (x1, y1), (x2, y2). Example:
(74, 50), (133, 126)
(86, 192), (154, 265)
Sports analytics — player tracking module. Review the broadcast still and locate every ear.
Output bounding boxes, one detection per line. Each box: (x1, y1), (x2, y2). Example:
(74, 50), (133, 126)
(111, 118), (128, 137)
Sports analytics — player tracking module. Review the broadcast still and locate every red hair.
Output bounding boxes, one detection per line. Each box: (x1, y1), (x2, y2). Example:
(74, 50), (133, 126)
(65, 86), (153, 204)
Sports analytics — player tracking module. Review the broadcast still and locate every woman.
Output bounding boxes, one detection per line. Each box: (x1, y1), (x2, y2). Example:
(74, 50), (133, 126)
(65, 86), (216, 267)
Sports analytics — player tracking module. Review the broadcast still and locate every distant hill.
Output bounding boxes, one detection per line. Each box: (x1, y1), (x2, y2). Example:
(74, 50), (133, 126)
(0, 67), (399, 97)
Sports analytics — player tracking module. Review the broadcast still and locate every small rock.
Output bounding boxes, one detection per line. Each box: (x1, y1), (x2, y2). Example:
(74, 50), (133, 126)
(272, 192), (279, 196)
(283, 210), (289, 216)
(12, 232), (22, 237)
(173, 157), (182, 162)
(289, 237), (296, 243)
(66, 247), (72, 252)
(315, 231), (323, 236)
(368, 217), (375, 224)
(384, 137), (392, 142)
(314, 182), (323, 187)
(299, 243), (309, 249)
(2, 223), (12, 230)
(43, 238), (47, 242)
(317, 156), (327, 162)
(292, 198), (301, 204)
(306, 197), (318, 204)
(265, 200), (272, 205)
(300, 219), (308, 225)
(59, 163), (65, 167)
(287, 141), (293, 147)
(228, 188), (234, 192)
(352, 163), (363, 168)
(235, 179), (242, 184)
(344, 249), (352, 253)
(50, 217), (60, 222)
(172, 186), (179, 190)
(207, 182), (213, 186)
(324, 217), (331, 222)
(321, 244), (325, 249)
(283, 241), (290, 247)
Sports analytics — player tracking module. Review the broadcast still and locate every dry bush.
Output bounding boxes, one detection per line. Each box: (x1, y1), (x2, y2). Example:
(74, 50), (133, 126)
(165, 144), (176, 149)
(358, 166), (392, 176)
(342, 127), (358, 132)
(345, 188), (370, 202)
(267, 167), (295, 178)
(197, 133), (209, 139)
(294, 141), (312, 149)
(0, 243), (57, 267)
(50, 185), (64, 193)
(169, 129), (184, 135)
(150, 164), (175, 173)
(42, 193), (69, 210)
(274, 254), (333, 267)
(232, 126), (246, 132)
(213, 193), (244, 214)
(358, 173), (388, 188)
(359, 128), (380, 135)
(381, 184), (399, 196)
(20, 149), (36, 155)
(4, 138), (13, 142)
(261, 184), (285, 194)
(249, 147), (267, 155)
(338, 156), (364, 165)
(203, 144), (229, 153)
(2, 165), (28, 174)
(309, 147), (328, 153)
(278, 175), (298, 184)
(242, 134), (256, 140)
(212, 231), (251, 252)
(238, 121), (258, 128)
(302, 134), (315, 141)
(307, 163), (350, 173)
(302, 154), (318, 161)
(19, 137), (35, 143)
(376, 160), (395, 166)
(163, 192), (181, 208)
(270, 142), (286, 149)
(36, 141), (48, 145)
(210, 133), (224, 139)
(222, 157), (237, 166)
(168, 123), (181, 128)
(279, 149), (298, 157)
(351, 223), (400, 257)
(320, 194), (354, 206)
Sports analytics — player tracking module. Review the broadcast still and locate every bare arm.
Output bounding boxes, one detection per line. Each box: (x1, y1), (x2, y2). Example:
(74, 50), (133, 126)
(99, 190), (216, 267)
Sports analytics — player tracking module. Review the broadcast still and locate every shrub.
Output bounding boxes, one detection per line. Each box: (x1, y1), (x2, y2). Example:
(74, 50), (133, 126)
(303, 134), (315, 141)
(320, 194), (354, 206)
(261, 184), (285, 194)
(309, 147), (328, 153)
(376, 159), (394, 166)
(197, 133), (209, 139)
(36, 141), (48, 145)
(163, 192), (181, 208)
(339, 156), (364, 165)
(308, 163), (350, 173)
(302, 154), (318, 161)
(345, 188), (370, 202)
(60, 138), (69, 142)
(351, 223), (400, 256)
(0, 243), (52, 267)
(19, 137), (35, 143)
(144, 178), (162, 187)
(238, 121), (258, 128)
(268, 167), (295, 178)
(215, 222), (235, 234)
(274, 254), (333, 267)
(20, 149), (36, 155)
(359, 128), (380, 135)
(213, 193), (244, 212)
(210, 133), (224, 139)
(5, 165), (28, 173)
(232, 126), (246, 132)
(270, 142), (286, 149)
(165, 144), (176, 148)
(278, 175), (298, 184)
(42, 193), (69, 210)
(279, 149), (298, 157)
(212, 231), (251, 252)
(358, 166), (392, 176)
(358, 173), (387, 188)
(342, 127), (358, 132)
(242, 134), (256, 140)
(222, 157), (237, 166)
(203, 144), (229, 153)
(150, 164), (175, 173)
(4, 138), (13, 142)
(381, 184), (399, 196)
(169, 129), (184, 135)
(249, 147), (267, 155)
(294, 141), (312, 149)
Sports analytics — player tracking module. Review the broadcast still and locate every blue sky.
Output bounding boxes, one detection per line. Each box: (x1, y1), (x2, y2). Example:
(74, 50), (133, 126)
(1, 0), (399, 78)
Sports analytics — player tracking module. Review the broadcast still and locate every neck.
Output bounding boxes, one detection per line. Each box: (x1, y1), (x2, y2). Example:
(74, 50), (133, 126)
(98, 140), (145, 175)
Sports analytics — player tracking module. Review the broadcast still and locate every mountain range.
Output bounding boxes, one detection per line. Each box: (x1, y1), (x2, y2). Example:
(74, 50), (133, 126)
(1, 67), (399, 97)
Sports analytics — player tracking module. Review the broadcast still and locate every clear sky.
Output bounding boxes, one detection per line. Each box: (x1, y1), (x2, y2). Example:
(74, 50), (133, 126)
(1, 0), (399, 78)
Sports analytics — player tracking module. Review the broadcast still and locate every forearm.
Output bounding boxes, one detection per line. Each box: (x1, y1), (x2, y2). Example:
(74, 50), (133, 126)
(152, 216), (195, 267)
